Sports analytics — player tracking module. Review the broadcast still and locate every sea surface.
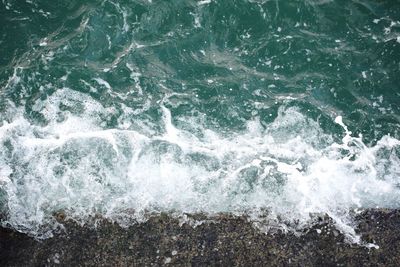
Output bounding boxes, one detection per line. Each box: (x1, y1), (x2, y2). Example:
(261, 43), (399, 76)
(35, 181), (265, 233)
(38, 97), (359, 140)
(0, 0), (399, 240)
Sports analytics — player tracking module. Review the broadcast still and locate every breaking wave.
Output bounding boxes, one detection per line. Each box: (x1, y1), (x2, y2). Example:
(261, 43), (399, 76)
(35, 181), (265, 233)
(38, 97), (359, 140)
(0, 88), (399, 241)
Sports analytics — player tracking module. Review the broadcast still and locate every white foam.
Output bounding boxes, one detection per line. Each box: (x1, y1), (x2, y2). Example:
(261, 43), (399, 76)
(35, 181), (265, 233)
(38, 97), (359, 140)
(93, 78), (111, 90)
(0, 90), (399, 241)
(198, 0), (212, 6)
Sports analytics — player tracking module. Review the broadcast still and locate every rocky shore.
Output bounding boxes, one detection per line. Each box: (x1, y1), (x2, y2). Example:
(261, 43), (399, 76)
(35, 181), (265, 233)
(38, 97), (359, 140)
(1, 209), (399, 266)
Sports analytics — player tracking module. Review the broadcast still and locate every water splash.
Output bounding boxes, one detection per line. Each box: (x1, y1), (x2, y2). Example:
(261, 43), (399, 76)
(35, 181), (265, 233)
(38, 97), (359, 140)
(0, 88), (399, 240)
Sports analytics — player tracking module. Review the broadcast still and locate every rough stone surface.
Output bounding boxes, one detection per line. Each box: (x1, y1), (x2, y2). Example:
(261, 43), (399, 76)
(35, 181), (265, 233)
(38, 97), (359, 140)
(1, 210), (400, 266)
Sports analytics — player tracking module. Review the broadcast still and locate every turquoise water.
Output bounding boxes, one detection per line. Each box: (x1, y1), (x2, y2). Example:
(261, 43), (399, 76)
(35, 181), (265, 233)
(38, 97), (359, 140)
(0, 0), (400, 240)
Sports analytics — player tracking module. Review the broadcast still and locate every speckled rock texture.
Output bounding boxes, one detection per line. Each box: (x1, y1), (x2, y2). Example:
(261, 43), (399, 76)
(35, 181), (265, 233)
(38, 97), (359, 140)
(1, 210), (399, 266)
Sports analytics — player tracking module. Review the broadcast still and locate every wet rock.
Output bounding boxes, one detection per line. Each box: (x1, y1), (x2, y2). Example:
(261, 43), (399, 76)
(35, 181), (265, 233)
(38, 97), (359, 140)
(0, 209), (399, 266)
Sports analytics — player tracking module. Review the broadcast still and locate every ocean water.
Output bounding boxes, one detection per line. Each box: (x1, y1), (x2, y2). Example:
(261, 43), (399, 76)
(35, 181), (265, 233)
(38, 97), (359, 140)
(0, 0), (399, 241)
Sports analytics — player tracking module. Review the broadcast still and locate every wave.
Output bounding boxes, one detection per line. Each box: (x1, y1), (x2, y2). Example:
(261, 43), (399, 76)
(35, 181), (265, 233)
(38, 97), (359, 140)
(0, 87), (399, 241)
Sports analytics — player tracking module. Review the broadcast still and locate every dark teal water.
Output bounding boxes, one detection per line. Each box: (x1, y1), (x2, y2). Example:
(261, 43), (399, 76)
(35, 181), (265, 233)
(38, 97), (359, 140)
(0, 0), (400, 240)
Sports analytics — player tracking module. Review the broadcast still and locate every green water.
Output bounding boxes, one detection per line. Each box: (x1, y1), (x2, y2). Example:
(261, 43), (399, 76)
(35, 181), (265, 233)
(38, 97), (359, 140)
(2, 0), (400, 138)
(0, 0), (400, 239)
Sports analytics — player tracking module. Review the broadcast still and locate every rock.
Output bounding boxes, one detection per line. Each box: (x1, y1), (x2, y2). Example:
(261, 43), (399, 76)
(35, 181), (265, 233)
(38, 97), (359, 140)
(0, 209), (400, 266)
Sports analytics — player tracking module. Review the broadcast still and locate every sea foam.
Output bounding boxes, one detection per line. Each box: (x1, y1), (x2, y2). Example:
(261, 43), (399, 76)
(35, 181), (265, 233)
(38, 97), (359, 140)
(0, 88), (399, 241)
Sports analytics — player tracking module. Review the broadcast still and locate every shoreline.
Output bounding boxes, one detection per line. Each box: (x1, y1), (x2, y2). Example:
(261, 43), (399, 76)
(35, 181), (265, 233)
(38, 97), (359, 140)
(1, 209), (400, 266)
